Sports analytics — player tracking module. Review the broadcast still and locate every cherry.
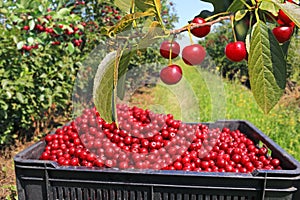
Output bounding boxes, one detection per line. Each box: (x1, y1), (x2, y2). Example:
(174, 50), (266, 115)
(272, 26), (293, 43)
(191, 17), (210, 38)
(159, 64), (183, 85)
(278, 9), (292, 25)
(182, 44), (206, 66)
(23, 26), (30, 31)
(39, 103), (284, 173)
(159, 40), (180, 59)
(225, 41), (247, 62)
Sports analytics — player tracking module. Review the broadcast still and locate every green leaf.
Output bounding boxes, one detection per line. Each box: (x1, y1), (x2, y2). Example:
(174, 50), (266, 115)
(67, 42), (75, 54)
(29, 19), (35, 30)
(57, 8), (71, 17)
(27, 37), (34, 44)
(235, 10), (248, 21)
(93, 50), (132, 123)
(107, 12), (154, 36)
(259, 1), (279, 16)
(93, 52), (116, 123)
(38, 5), (44, 13)
(248, 21), (286, 114)
(115, 0), (131, 13)
(0, 8), (8, 14)
(201, 0), (234, 14)
(16, 92), (25, 104)
(53, 27), (63, 35)
(17, 41), (25, 50)
(271, 0), (300, 27)
(116, 50), (132, 100)
(227, 0), (245, 13)
(138, 21), (165, 49)
(135, 0), (164, 28)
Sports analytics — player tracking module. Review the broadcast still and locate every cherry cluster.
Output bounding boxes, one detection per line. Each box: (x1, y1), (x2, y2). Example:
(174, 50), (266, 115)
(272, 9), (295, 43)
(40, 104), (282, 173)
(225, 4), (296, 63)
(21, 14), (86, 53)
(159, 17), (208, 85)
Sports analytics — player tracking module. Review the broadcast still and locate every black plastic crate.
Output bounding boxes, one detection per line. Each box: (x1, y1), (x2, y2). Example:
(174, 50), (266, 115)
(14, 120), (300, 200)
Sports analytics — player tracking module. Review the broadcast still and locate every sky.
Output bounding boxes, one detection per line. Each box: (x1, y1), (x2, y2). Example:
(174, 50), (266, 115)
(168, 0), (214, 50)
(171, 0), (214, 29)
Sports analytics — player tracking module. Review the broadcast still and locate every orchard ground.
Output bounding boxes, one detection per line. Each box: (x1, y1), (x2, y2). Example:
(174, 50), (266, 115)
(1, 63), (300, 199)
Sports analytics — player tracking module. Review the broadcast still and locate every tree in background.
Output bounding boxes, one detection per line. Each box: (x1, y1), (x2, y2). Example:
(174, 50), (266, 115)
(0, 0), (177, 146)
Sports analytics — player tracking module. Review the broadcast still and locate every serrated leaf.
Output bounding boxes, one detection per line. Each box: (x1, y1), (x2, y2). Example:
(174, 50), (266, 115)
(227, 0), (245, 12)
(271, 0), (300, 27)
(248, 21), (286, 114)
(235, 10), (248, 21)
(115, 0), (132, 13)
(67, 42), (75, 54)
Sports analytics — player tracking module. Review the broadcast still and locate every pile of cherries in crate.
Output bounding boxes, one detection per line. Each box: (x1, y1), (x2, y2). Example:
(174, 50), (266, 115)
(40, 104), (282, 173)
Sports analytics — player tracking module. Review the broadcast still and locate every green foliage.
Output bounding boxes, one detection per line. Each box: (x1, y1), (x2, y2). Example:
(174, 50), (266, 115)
(248, 21), (286, 113)
(0, 0), (177, 146)
(93, 0), (178, 122)
(198, 23), (248, 82)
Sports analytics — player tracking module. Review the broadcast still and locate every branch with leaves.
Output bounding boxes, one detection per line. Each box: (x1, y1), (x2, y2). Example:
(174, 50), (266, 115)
(94, 0), (300, 123)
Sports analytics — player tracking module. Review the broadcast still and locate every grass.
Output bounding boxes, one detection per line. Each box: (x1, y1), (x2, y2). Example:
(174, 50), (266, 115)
(131, 60), (300, 161)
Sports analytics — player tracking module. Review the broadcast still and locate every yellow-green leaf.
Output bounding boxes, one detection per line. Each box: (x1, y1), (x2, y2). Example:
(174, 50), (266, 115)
(248, 21), (286, 114)
(135, 0), (164, 29)
(235, 10), (248, 21)
(93, 50), (132, 123)
(93, 52), (116, 122)
(138, 21), (165, 49)
(115, 0), (132, 13)
(107, 12), (154, 36)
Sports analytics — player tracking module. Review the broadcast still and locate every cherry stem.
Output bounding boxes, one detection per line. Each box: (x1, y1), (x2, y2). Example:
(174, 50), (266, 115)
(230, 14), (237, 42)
(205, 12), (231, 22)
(168, 36), (176, 65)
(116, 15), (231, 40)
(170, 15), (231, 35)
(187, 24), (194, 45)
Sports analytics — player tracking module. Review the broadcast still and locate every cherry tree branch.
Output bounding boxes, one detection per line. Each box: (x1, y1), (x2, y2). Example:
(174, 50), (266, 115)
(170, 15), (231, 35)
(115, 15), (231, 40)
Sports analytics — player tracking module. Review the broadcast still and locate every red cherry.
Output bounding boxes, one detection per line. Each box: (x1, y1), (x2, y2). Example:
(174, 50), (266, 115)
(270, 158), (281, 168)
(159, 64), (183, 85)
(182, 44), (206, 66)
(191, 17), (211, 38)
(272, 26), (293, 43)
(160, 40), (180, 59)
(23, 26), (30, 31)
(278, 9), (292, 25)
(225, 41), (247, 62)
